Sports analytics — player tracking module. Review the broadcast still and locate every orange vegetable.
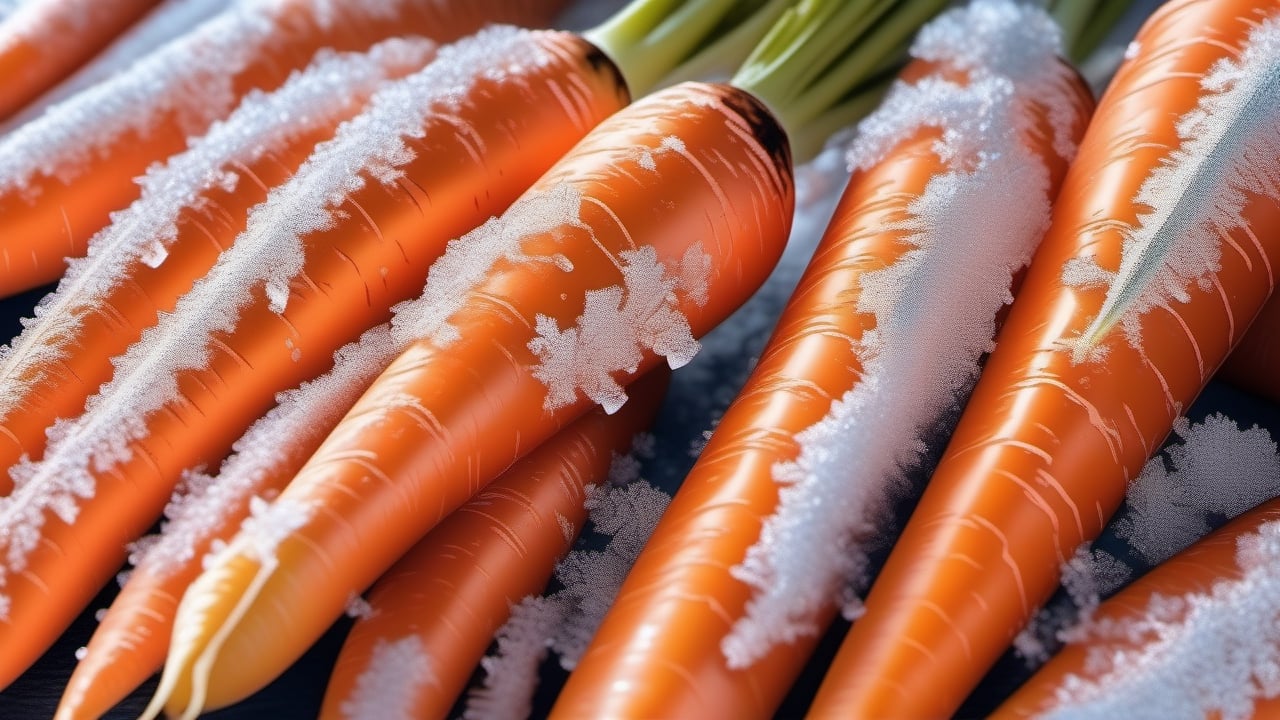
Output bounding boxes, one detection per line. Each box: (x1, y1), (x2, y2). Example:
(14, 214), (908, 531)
(0, 38), (435, 498)
(320, 370), (667, 720)
(146, 80), (793, 718)
(0, 0), (159, 121)
(809, 1), (1280, 716)
(995, 496), (1280, 718)
(552, 3), (1091, 717)
(0, 28), (625, 692)
(1219, 291), (1280, 403)
(0, 0), (563, 298)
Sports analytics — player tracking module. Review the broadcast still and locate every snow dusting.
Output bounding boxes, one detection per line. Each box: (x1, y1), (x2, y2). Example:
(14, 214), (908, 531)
(1067, 16), (1280, 360)
(1042, 520), (1280, 719)
(465, 480), (671, 716)
(339, 636), (435, 720)
(723, 0), (1079, 667)
(529, 245), (707, 414)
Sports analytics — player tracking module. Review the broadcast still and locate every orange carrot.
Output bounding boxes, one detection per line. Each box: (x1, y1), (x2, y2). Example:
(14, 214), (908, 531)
(994, 496), (1280, 718)
(0, 27), (627, 692)
(0, 0), (160, 121)
(0, 37), (435, 499)
(144, 80), (793, 718)
(552, 3), (1091, 717)
(320, 370), (667, 720)
(1218, 290), (1280, 403)
(0, 0), (563, 297)
(808, 1), (1280, 716)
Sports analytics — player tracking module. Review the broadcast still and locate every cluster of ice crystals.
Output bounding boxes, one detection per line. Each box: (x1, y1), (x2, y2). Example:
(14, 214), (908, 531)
(465, 480), (671, 717)
(723, 0), (1080, 666)
(1045, 521), (1280, 719)
(339, 636), (435, 720)
(1066, 16), (1280, 360)
(529, 245), (707, 414)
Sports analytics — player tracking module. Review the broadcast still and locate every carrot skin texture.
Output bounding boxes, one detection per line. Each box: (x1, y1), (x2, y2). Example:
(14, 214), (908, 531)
(320, 370), (668, 720)
(993, 498), (1280, 718)
(1218, 290), (1280, 403)
(809, 2), (1280, 716)
(551, 51), (1092, 720)
(0, 0), (564, 298)
(155, 81), (793, 715)
(0, 0), (160, 121)
(0, 30), (627, 693)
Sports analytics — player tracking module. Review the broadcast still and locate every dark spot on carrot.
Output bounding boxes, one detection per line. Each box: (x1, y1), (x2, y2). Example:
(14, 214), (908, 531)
(581, 39), (632, 105)
(719, 85), (793, 192)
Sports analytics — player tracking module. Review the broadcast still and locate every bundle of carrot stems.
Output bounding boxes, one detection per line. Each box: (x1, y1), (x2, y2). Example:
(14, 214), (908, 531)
(2, 0), (1280, 717)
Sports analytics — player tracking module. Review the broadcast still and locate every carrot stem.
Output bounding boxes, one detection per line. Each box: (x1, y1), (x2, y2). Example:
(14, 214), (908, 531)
(731, 0), (948, 156)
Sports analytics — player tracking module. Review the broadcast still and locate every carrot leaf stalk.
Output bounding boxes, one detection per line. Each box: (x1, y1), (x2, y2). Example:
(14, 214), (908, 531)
(584, 0), (786, 97)
(1047, 0), (1136, 62)
(731, 0), (951, 160)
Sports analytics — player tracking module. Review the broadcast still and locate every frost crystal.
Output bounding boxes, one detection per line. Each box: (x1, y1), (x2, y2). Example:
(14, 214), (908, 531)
(1066, 17), (1280, 359)
(236, 496), (311, 564)
(723, 0), (1079, 667)
(1044, 521), (1280, 719)
(466, 480), (671, 716)
(340, 636), (435, 720)
(529, 246), (706, 414)
(0, 0), (425, 195)
(1117, 413), (1280, 566)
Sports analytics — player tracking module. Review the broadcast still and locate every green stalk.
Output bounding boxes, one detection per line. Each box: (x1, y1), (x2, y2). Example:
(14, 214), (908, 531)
(1048, 0), (1101, 59)
(658, 0), (793, 87)
(1071, 0), (1136, 62)
(585, 0), (777, 97)
(731, 0), (948, 161)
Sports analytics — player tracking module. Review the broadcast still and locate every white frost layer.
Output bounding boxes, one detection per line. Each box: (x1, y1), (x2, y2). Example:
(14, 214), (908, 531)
(465, 480), (671, 717)
(0, 0), (414, 196)
(0, 0), (228, 133)
(723, 0), (1078, 667)
(0, 27), (551, 600)
(340, 636), (435, 720)
(0, 38), (432, 427)
(529, 244), (708, 414)
(1044, 520), (1280, 720)
(1066, 16), (1280, 359)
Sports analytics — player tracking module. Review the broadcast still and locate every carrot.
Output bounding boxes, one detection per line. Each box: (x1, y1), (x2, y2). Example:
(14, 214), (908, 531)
(0, 0), (160, 122)
(0, 27), (628, 692)
(0, 0), (564, 298)
(320, 370), (667, 720)
(807, 1), (1280, 716)
(143, 78), (794, 718)
(0, 37), (435, 499)
(1218, 291), (1280, 403)
(552, 3), (1092, 717)
(994, 496), (1280, 718)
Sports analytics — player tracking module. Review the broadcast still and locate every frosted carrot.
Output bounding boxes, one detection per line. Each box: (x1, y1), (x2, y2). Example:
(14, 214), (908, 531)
(146, 78), (794, 718)
(553, 3), (1091, 717)
(0, 0), (563, 297)
(1219, 291), (1280, 403)
(0, 37), (435, 498)
(0, 0), (160, 121)
(320, 370), (667, 720)
(809, 1), (1280, 716)
(0, 27), (626, 692)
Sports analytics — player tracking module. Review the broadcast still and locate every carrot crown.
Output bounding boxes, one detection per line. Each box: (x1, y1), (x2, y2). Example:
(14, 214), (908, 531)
(729, 0), (949, 161)
(585, 0), (791, 97)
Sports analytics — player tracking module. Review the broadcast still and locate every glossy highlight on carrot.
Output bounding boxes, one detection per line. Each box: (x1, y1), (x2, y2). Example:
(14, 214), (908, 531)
(0, 0), (564, 298)
(147, 80), (793, 718)
(0, 0), (159, 121)
(321, 370), (667, 720)
(809, 1), (1280, 716)
(0, 27), (626, 693)
(0, 38), (435, 500)
(552, 3), (1092, 717)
